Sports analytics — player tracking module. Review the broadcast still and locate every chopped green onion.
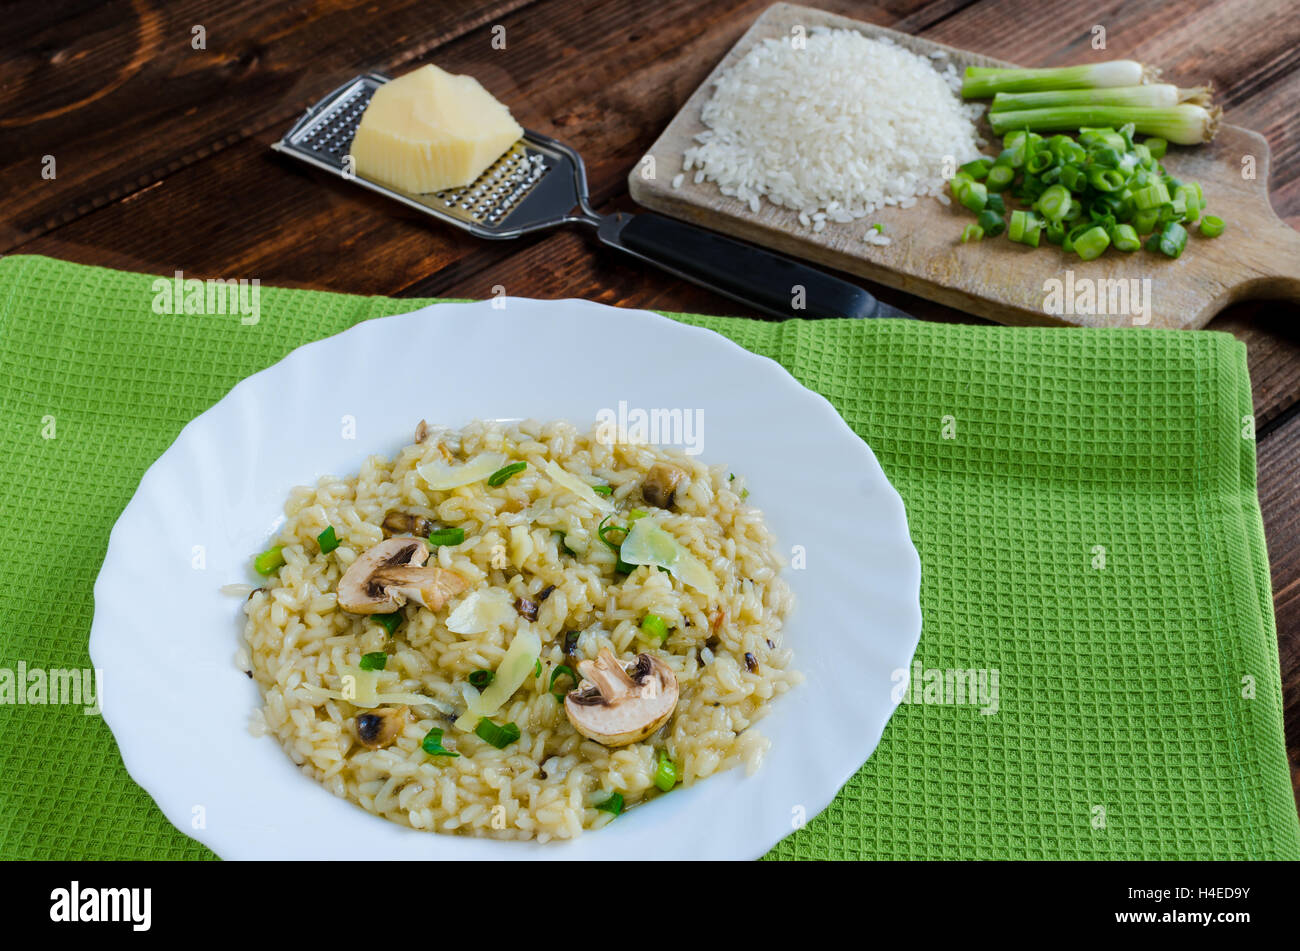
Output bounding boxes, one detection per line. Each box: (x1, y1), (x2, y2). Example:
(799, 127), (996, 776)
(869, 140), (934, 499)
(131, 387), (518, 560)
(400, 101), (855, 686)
(374, 611), (402, 636)
(1008, 210), (1042, 247)
(653, 750), (679, 792)
(962, 60), (1149, 99)
(1132, 181), (1170, 210)
(1073, 225), (1111, 261)
(549, 664), (578, 700)
(985, 164), (1015, 192)
(1144, 137), (1168, 159)
(254, 545), (285, 576)
(1087, 167), (1125, 192)
(554, 530), (577, 557)
(317, 526), (341, 554)
(486, 462), (527, 487)
(959, 158), (991, 180)
(595, 792), (624, 816)
(1133, 208), (1161, 234)
(468, 669), (494, 690)
(640, 613), (670, 642)
(977, 209), (1005, 237)
(534, 659), (543, 678)
(597, 514), (636, 574)
(422, 727), (459, 757)
(1174, 186), (1200, 223)
(1044, 221), (1066, 245)
(592, 484), (614, 496)
(988, 104), (1219, 145)
(427, 527), (465, 547)
(1199, 215), (1225, 237)
(1110, 223), (1141, 252)
(871, 223), (885, 233)
(1025, 148), (1053, 175)
(475, 718), (521, 749)
(985, 193), (1006, 215)
(359, 651), (388, 671)
(1151, 221), (1188, 258)
(959, 181), (988, 212)
(1035, 184), (1072, 223)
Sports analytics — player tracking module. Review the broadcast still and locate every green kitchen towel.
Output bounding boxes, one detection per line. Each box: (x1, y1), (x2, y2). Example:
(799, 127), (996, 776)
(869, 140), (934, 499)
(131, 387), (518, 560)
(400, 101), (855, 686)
(0, 254), (1295, 860)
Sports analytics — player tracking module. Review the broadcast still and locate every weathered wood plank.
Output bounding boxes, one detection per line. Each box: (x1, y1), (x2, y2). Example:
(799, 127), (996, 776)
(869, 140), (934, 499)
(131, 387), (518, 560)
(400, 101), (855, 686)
(1255, 410), (1300, 808)
(0, 0), (541, 250)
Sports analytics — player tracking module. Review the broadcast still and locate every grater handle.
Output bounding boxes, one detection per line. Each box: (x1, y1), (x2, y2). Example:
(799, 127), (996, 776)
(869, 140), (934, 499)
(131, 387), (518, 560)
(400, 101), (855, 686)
(604, 212), (912, 320)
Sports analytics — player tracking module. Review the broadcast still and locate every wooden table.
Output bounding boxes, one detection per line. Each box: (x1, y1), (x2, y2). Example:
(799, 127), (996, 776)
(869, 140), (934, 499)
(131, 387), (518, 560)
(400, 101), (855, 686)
(5, 0), (1298, 812)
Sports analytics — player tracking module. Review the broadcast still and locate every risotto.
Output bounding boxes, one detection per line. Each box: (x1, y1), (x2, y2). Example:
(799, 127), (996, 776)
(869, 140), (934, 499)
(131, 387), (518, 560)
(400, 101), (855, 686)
(237, 419), (797, 841)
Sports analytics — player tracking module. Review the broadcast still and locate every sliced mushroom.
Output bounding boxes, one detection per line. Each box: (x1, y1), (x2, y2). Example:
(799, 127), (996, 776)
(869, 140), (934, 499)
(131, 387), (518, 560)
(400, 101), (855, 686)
(382, 510), (435, 538)
(514, 596), (539, 622)
(355, 705), (409, 749)
(337, 537), (467, 614)
(642, 463), (687, 509)
(563, 648), (679, 747)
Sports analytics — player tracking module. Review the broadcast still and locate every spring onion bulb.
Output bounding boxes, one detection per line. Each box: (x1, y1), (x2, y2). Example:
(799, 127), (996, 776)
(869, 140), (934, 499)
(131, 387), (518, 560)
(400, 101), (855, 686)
(990, 84), (1212, 113)
(962, 60), (1154, 99)
(989, 104), (1220, 145)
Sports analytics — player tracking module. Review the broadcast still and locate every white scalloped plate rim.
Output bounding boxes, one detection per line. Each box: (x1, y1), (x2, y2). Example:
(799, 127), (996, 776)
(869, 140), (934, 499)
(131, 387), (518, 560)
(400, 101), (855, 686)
(89, 298), (922, 860)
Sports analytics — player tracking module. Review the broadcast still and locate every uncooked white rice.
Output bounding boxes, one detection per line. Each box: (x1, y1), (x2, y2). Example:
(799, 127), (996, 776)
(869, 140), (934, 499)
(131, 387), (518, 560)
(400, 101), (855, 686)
(683, 27), (983, 229)
(240, 419), (797, 841)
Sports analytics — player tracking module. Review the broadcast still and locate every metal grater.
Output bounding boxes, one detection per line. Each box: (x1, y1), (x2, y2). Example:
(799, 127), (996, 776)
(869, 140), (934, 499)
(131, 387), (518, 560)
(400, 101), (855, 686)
(272, 74), (599, 239)
(272, 74), (909, 320)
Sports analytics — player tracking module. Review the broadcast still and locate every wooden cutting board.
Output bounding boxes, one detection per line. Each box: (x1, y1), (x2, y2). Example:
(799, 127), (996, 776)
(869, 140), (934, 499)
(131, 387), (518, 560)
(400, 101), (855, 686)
(629, 2), (1300, 328)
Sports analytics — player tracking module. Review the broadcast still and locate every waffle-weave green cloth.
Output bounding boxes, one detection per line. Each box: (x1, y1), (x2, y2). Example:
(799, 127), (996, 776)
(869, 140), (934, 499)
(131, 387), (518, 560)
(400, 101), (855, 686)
(0, 255), (1295, 860)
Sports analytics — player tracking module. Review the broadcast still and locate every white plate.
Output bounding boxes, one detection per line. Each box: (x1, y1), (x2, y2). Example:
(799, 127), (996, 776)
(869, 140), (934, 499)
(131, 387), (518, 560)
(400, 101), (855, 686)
(89, 298), (921, 860)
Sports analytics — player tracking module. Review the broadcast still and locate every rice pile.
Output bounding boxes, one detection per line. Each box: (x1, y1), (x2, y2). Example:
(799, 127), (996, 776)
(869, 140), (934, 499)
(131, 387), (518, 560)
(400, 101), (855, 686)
(681, 27), (984, 232)
(239, 420), (797, 841)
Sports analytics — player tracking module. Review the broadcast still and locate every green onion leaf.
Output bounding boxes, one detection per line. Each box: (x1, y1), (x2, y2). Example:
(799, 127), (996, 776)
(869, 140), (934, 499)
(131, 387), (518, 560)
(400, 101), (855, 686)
(960, 223), (984, 243)
(640, 613), (670, 642)
(486, 462), (527, 487)
(653, 749), (679, 792)
(534, 659), (543, 678)
(254, 545), (285, 576)
(317, 526), (341, 554)
(475, 718), (521, 749)
(549, 664), (579, 700)
(468, 669), (494, 690)
(422, 727), (459, 757)
(592, 484), (614, 496)
(1073, 225), (1111, 261)
(595, 792), (624, 816)
(359, 651), (388, 671)
(1199, 215), (1225, 237)
(554, 530), (577, 557)
(427, 527), (465, 547)
(1110, 223), (1141, 252)
(374, 611), (403, 636)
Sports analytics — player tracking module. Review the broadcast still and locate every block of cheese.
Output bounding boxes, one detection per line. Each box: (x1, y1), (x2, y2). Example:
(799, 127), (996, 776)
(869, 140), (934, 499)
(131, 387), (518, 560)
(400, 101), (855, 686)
(349, 64), (523, 194)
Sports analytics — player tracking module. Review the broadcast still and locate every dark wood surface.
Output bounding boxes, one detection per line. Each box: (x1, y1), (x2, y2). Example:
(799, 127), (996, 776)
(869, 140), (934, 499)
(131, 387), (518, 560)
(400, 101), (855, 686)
(4, 0), (1298, 812)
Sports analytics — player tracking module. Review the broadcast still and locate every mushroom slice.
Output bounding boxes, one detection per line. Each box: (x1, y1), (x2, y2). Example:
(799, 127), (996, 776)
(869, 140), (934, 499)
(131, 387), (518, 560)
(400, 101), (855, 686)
(563, 647), (679, 747)
(642, 463), (687, 509)
(355, 705), (410, 749)
(337, 536), (465, 613)
(382, 510), (435, 538)
(370, 564), (468, 611)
